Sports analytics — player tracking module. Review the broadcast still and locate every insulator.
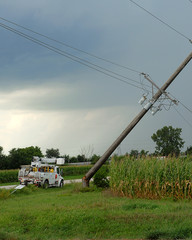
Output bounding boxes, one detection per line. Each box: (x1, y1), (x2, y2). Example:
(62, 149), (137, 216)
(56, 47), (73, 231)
(138, 95), (147, 105)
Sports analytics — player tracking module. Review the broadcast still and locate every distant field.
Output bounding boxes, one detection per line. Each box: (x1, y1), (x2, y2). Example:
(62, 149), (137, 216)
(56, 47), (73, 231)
(1, 183), (192, 239)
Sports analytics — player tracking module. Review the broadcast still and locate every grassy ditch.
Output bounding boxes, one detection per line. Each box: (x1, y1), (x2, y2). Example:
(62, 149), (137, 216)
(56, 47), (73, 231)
(1, 184), (192, 239)
(110, 156), (192, 200)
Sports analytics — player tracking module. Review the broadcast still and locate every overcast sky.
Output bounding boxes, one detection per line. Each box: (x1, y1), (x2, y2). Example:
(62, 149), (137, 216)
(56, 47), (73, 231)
(0, 0), (191, 156)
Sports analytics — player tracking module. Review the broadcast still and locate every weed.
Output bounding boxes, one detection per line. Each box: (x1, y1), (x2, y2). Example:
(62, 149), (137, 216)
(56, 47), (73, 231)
(122, 203), (159, 211)
(0, 189), (11, 200)
(71, 182), (97, 193)
(0, 232), (17, 240)
(146, 227), (192, 240)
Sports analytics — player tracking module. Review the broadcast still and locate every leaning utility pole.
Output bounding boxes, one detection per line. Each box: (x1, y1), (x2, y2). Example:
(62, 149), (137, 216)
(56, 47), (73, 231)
(82, 52), (192, 187)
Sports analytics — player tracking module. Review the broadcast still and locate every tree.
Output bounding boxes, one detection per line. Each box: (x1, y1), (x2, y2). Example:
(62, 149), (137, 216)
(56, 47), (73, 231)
(0, 146), (10, 170)
(90, 154), (100, 164)
(77, 154), (86, 162)
(185, 146), (192, 155)
(151, 126), (184, 156)
(63, 154), (70, 163)
(130, 149), (139, 158)
(0, 146), (3, 155)
(139, 149), (149, 157)
(9, 146), (43, 169)
(80, 145), (94, 161)
(46, 148), (60, 158)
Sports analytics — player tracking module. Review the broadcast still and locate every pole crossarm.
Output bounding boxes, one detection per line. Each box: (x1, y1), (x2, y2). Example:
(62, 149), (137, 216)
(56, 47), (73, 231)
(142, 73), (178, 104)
(82, 52), (192, 187)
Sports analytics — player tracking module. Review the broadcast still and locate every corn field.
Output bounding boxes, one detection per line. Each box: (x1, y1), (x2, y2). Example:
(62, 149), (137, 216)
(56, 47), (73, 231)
(0, 170), (18, 184)
(110, 156), (192, 200)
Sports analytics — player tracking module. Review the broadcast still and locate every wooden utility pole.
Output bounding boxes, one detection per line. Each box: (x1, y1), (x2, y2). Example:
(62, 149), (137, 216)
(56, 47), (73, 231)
(82, 52), (192, 187)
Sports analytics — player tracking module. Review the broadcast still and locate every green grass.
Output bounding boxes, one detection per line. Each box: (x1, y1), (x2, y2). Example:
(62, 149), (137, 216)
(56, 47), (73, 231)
(64, 174), (83, 180)
(1, 184), (192, 239)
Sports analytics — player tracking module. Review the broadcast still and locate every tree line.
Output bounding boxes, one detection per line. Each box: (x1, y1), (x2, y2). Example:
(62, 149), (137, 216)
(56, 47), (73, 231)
(0, 146), (101, 170)
(0, 126), (191, 170)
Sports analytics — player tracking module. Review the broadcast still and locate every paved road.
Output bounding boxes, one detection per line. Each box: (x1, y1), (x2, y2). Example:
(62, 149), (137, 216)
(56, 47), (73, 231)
(0, 179), (82, 190)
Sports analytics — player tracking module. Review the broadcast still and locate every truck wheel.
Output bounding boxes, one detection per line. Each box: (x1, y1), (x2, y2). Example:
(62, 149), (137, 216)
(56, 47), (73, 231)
(24, 181), (28, 186)
(43, 180), (49, 189)
(60, 180), (64, 188)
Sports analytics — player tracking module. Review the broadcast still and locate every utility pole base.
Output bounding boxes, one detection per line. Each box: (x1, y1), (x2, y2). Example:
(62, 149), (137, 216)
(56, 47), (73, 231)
(82, 177), (89, 188)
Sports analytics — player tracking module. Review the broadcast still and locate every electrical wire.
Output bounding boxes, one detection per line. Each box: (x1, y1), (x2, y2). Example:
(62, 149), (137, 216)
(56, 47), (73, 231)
(128, 0), (192, 44)
(178, 101), (192, 114)
(1, 16), (191, 120)
(173, 106), (192, 128)
(169, 93), (192, 115)
(0, 16), (141, 74)
(167, 92), (192, 128)
(0, 21), (148, 91)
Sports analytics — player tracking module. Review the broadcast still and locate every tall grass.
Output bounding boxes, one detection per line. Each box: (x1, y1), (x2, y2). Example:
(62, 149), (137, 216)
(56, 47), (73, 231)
(110, 156), (192, 200)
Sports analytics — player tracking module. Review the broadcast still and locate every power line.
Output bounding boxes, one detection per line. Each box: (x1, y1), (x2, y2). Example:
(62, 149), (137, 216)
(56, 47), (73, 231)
(179, 101), (192, 114)
(173, 106), (192, 129)
(169, 92), (192, 128)
(2, 16), (191, 115)
(0, 16), (142, 74)
(169, 93), (192, 115)
(128, 0), (192, 44)
(0, 21), (147, 91)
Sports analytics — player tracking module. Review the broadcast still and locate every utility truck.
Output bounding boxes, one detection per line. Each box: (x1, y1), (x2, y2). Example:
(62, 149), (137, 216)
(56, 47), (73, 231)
(18, 156), (65, 188)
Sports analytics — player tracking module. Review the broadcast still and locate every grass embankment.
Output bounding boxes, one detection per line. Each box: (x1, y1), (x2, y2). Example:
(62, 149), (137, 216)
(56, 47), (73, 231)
(110, 156), (192, 200)
(1, 184), (192, 240)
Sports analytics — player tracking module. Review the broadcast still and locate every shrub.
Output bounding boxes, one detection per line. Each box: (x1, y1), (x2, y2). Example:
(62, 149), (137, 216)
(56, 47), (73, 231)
(93, 166), (109, 188)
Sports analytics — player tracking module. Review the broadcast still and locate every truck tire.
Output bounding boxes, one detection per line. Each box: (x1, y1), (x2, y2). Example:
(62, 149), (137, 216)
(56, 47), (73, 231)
(43, 180), (49, 189)
(60, 180), (64, 188)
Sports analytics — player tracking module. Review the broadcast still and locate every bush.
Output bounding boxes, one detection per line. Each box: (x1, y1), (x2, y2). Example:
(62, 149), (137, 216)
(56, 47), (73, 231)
(93, 167), (109, 188)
